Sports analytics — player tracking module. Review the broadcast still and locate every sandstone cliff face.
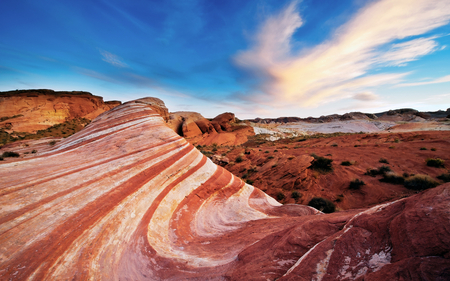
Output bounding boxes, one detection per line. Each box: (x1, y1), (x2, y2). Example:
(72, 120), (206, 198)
(0, 89), (121, 133)
(0, 98), (449, 280)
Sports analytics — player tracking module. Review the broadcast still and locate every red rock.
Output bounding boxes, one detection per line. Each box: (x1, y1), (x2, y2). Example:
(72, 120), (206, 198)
(0, 89), (121, 133)
(0, 97), (448, 280)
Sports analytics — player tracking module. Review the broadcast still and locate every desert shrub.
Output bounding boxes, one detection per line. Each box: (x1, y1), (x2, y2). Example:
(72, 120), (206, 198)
(201, 150), (213, 157)
(309, 154), (333, 173)
(341, 161), (352, 166)
(31, 149), (37, 153)
(308, 197), (336, 213)
(389, 146), (395, 149)
(2, 151), (19, 158)
(404, 174), (439, 190)
(0, 157), (3, 161)
(276, 192), (285, 201)
(288, 156), (295, 160)
(365, 165), (391, 177)
(420, 147), (427, 150)
(274, 149), (278, 152)
(426, 158), (445, 168)
(380, 172), (405, 184)
(212, 147), (218, 152)
(379, 158), (389, 164)
(246, 179), (254, 185)
(49, 140), (57, 146)
(437, 173), (450, 183)
(268, 156), (274, 159)
(291, 191), (301, 199)
(431, 148), (437, 151)
(265, 151), (270, 153)
(235, 155), (243, 163)
(349, 179), (365, 190)
(331, 142), (338, 147)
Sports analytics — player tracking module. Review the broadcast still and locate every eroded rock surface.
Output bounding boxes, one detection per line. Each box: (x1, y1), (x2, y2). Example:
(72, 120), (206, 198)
(167, 111), (254, 146)
(0, 89), (121, 133)
(0, 98), (449, 280)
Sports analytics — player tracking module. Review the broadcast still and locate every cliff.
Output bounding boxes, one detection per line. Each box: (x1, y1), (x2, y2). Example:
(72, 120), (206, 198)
(0, 89), (121, 133)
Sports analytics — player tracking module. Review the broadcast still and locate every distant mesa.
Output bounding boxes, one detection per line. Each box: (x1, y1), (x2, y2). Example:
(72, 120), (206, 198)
(0, 89), (121, 133)
(249, 108), (449, 124)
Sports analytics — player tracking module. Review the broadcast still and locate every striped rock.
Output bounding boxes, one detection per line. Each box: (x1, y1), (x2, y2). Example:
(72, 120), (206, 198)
(1, 98), (449, 280)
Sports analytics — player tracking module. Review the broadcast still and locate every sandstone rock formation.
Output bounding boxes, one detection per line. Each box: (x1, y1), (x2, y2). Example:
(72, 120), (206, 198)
(0, 98), (449, 280)
(167, 111), (253, 146)
(0, 89), (121, 133)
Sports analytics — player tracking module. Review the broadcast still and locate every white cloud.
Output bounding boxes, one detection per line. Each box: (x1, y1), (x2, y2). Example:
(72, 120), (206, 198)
(380, 37), (439, 66)
(395, 74), (450, 87)
(100, 50), (128, 68)
(234, 0), (450, 108)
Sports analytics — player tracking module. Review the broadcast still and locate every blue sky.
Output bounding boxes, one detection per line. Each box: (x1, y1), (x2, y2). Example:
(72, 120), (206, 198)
(1, 0), (449, 118)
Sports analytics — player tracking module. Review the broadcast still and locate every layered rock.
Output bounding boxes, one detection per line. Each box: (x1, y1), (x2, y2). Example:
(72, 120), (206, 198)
(167, 111), (254, 146)
(0, 89), (121, 133)
(0, 98), (449, 280)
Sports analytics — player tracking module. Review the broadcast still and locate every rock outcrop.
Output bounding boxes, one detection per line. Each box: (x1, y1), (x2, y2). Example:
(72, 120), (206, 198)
(0, 89), (121, 133)
(167, 111), (254, 146)
(0, 98), (449, 280)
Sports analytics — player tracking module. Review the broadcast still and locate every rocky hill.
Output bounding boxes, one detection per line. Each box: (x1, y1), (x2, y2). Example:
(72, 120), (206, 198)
(249, 108), (450, 124)
(0, 89), (121, 133)
(0, 97), (449, 280)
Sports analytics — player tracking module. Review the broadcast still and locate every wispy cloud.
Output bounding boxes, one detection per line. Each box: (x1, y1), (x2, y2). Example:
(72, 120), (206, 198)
(380, 36), (439, 66)
(395, 74), (450, 87)
(234, 0), (450, 108)
(100, 50), (128, 68)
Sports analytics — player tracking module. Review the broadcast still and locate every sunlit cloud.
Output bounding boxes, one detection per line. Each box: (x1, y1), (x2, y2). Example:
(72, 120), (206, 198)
(395, 74), (450, 87)
(380, 36), (439, 66)
(100, 50), (128, 68)
(234, 0), (450, 108)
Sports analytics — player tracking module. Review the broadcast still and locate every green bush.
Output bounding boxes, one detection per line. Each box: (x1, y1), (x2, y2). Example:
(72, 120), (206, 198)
(49, 140), (57, 146)
(365, 165), (391, 177)
(426, 158), (445, 168)
(310, 154), (333, 173)
(404, 174), (439, 190)
(246, 179), (254, 185)
(276, 192), (285, 201)
(431, 148), (437, 151)
(291, 191), (301, 199)
(341, 161), (352, 166)
(349, 179), (365, 190)
(235, 155), (243, 163)
(420, 147), (427, 150)
(437, 173), (450, 183)
(2, 151), (19, 158)
(308, 197), (336, 213)
(380, 172), (405, 184)
(379, 158), (389, 164)
(31, 149), (37, 154)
